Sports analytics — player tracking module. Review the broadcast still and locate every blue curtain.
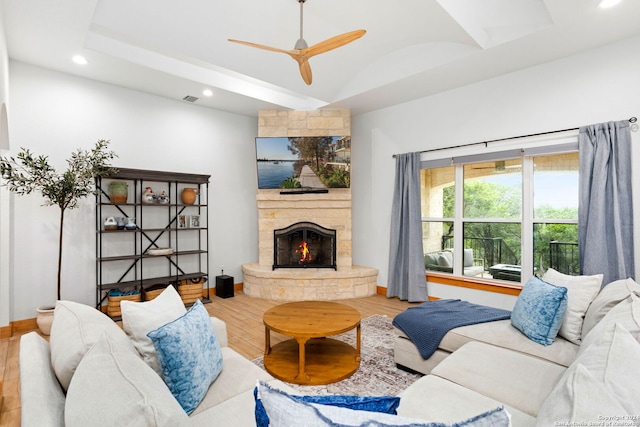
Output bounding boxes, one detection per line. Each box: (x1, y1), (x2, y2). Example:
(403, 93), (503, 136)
(387, 152), (428, 301)
(579, 120), (634, 287)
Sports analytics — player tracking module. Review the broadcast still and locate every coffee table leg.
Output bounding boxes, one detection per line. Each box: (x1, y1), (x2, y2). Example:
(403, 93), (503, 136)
(295, 337), (310, 382)
(356, 323), (361, 363)
(264, 327), (271, 356)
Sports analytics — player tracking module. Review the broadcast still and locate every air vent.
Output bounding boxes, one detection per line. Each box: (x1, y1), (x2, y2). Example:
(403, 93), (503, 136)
(182, 95), (199, 103)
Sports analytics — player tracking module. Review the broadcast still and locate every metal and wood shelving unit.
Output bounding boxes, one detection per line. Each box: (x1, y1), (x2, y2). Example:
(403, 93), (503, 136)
(95, 168), (210, 318)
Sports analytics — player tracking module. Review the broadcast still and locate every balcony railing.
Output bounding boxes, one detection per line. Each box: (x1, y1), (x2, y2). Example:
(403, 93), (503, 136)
(549, 241), (579, 275)
(438, 236), (579, 279)
(442, 236), (518, 268)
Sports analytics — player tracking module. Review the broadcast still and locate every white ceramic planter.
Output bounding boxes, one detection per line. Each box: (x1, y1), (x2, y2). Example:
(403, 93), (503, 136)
(36, 306), (55, 336)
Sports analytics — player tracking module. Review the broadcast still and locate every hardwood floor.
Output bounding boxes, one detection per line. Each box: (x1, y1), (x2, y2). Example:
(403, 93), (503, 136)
(0, 292), (417, 427)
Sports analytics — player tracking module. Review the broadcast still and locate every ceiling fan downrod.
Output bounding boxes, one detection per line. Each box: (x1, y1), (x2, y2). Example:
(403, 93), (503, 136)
(294, 0), (308, 50)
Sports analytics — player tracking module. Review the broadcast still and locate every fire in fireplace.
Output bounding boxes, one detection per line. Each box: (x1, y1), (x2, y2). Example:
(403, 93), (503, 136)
(273, 222), (337, 270)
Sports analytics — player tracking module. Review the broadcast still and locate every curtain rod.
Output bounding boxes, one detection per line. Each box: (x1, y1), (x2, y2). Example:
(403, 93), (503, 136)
(392, 117), (637, 158)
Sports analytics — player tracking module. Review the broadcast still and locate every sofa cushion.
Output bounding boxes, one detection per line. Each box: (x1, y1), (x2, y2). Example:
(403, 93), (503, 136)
(439, 319), (579, 367)
(121, 284), (186, 375)
(579, 292), (640, 353)
(463, 249), (474, 267)
(65, 333), (189, 427)
(49, 300), (137, 391)
(148, 300), (223, 414)
(431, 341), (566, 417)
(542, 268), (602, 345)
(19, 332), (65, 427)
(191, 346), (275, 415)
(437, 252), (452, 268)
(511, 276), (568, 345)
(257, 381), (511, 427)
(398, 375), (535, 427)
(582, 278), (640, 338)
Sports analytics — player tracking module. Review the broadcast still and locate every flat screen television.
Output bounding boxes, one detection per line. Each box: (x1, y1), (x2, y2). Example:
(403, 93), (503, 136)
(255, 136), (350, 190)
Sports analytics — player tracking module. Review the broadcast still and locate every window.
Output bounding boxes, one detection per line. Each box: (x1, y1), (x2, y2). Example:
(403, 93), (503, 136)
(421, 143), (579, 285)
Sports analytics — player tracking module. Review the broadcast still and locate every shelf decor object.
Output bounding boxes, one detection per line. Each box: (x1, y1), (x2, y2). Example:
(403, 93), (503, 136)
(107, 289), (141, 317)
(108, 181), (128, 204)
(95, 167), (211, 319)
(181, 187), (198, 205)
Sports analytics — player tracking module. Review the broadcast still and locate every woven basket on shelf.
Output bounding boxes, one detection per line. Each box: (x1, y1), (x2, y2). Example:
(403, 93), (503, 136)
(178, 278), (205, 304)
(107, 292), (141, 317)
(144, 285), (168, 301)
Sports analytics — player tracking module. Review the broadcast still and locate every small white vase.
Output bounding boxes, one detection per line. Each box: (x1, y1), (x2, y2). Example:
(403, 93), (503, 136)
(36, 306), (55, 336)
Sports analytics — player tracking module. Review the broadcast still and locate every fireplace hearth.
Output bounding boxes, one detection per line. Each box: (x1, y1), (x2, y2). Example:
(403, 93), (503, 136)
(273, 221), (337, 270)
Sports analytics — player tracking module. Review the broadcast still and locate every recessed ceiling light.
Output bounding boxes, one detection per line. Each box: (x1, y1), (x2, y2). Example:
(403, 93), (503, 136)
(72, 55), (88, 65)
(597, 0), (622, 9)
(202, 89), (213, 97)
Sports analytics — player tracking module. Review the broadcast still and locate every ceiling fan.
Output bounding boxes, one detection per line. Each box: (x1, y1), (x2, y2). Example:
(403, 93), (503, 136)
(228, 0), (366, 85)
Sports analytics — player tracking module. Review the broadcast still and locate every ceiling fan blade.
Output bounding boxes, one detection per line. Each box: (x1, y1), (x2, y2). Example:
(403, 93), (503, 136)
(306, 30), (366, 57)
(227, 39), (292, 55)
(298, 59), (313, 85)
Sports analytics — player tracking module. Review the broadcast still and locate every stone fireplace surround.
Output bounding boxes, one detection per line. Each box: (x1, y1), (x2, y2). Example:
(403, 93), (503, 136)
(242, 189), (378, 301)
(242, 108), (378, 301)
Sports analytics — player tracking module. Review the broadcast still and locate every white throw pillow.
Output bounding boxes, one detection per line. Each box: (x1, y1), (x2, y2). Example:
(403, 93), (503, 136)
(542, 268), (603, 344)
(65, 333), (189, 427)
(49, 300), (137, 391)
(537, 323), (640, 425)
(571, 322), (640, 415)
(535, 363), (628, 426)
(121, 285), (186, 374)
(579, 293), (640, 354)
(582, 278), (640, 338)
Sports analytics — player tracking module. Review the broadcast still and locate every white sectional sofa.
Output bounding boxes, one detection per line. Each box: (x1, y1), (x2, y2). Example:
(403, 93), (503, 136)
(394, 276), (640, 426)
(21, 273), (640, 426)
(19, 287), (297, 427)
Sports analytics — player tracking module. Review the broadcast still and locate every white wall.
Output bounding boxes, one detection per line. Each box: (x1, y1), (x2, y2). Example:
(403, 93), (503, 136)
(0, 4), (12, 326)
(7, 61), (259, 321)
(352, 35), (640, 309)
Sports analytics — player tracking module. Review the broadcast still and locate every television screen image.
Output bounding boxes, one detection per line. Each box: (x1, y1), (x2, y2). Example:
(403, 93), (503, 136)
(255, 136), (350, 190)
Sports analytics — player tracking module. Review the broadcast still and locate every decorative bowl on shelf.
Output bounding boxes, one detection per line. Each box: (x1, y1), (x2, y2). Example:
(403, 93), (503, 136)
(147, 247), (174, 256)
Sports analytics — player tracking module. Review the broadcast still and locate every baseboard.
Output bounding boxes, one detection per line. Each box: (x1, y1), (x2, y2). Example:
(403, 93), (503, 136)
(0, 325), (10, 339)
(376, 286), (386, 295)
(2, 317), (39, 337)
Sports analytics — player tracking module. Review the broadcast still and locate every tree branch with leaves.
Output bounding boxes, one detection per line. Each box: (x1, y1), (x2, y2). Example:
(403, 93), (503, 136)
(0, 139), (118, 301)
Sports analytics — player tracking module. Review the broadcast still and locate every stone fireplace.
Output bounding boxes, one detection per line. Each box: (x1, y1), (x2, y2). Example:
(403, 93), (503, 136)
(242, 189), (378, 301)
(242, 108), (378, 301)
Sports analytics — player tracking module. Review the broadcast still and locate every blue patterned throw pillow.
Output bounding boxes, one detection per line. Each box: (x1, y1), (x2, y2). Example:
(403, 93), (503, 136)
(147, 300), (222, 414)
(254, 385), (400, 427)
(256, 381), (510, 427)
(511, 276), (568, 345)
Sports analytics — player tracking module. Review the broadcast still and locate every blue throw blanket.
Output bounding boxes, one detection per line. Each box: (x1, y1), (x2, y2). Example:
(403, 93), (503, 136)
(392, 299), (512, 359)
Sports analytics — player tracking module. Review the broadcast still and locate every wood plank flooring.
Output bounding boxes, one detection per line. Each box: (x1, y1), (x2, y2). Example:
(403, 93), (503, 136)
(0, 292), (417, 427)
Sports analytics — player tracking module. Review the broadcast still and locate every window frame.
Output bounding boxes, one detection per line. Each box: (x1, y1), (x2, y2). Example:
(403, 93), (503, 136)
(421, 132), (579, 287)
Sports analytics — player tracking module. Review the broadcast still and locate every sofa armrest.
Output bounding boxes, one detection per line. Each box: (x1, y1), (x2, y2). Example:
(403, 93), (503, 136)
(20, 332), (65, 427)
(210, 317), (229, 347)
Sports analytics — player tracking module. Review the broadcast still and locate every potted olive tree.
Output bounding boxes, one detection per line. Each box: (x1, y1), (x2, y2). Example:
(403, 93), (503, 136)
(0, 139), (117, 334)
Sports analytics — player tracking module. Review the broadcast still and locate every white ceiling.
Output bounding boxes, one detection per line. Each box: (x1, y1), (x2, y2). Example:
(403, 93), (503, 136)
(3, 0), (640, 117)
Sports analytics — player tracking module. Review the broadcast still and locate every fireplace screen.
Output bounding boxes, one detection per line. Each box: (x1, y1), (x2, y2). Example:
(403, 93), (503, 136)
(273, 222), (337, 270)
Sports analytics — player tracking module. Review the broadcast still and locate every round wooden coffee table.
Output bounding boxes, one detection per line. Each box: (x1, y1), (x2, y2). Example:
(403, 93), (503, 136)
(263, 301), (361, 385)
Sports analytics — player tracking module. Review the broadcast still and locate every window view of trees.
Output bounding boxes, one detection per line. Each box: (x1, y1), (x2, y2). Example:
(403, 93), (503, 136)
(421, 151), (579, 284)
